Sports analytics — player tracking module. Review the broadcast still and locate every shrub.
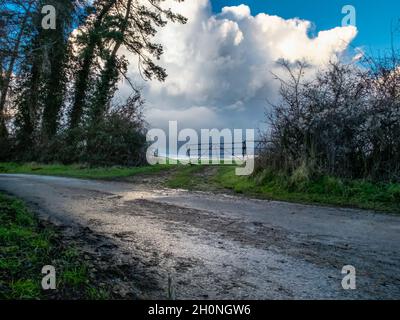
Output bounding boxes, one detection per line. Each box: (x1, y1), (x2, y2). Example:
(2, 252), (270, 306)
(261, 58), (400, 182)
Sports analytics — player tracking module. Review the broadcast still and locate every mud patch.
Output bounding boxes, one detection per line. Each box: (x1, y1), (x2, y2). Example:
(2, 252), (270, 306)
(43, 221), (166, 299)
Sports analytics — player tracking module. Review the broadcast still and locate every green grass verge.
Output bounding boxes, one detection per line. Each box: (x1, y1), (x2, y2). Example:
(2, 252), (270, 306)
(166, 165), (210, 189)
(0, 193), (110, 299)
(2, 162), (399, 213)
(167, 165), (400, 213)
(0, 162), (169, 180)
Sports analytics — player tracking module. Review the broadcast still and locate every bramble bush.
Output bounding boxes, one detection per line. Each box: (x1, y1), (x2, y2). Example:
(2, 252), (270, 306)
(259, 56), (400, 182)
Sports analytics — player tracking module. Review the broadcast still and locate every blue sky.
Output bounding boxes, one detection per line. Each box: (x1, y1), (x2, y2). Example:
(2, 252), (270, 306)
(212, 0), (400, 54)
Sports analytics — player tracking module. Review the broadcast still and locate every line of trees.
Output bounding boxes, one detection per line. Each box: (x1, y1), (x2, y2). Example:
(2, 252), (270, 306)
(0, 0), (186, 165)
(260, 55), (400, 182)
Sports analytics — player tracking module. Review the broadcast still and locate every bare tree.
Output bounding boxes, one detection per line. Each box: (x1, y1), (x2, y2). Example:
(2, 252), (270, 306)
(0, 0), (35, 138)
(261, 57), (400, 182)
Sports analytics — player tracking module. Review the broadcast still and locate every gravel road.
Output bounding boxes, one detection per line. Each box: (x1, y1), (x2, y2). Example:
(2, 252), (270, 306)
(1, 174), (399, 299)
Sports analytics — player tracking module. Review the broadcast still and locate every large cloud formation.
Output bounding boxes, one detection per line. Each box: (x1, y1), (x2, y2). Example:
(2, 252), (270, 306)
(120, 0), (357, 132)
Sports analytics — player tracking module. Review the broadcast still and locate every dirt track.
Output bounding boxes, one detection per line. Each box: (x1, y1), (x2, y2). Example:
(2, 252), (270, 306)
(1, 174), (399, 299)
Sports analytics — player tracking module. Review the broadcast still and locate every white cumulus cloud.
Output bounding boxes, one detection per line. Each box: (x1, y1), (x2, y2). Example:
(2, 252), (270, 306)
(120, 0), (358, 132)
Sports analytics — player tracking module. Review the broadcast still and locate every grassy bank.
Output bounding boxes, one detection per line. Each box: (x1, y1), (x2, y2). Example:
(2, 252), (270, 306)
(0, 162), (169, 180)
(1, 162), (399, 213)
(167, 166), (400, 213)
(0, 193), (110, 299)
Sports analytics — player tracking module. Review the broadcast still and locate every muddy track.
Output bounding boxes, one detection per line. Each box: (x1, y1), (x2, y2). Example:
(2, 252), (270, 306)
(0, 174), (399, 299)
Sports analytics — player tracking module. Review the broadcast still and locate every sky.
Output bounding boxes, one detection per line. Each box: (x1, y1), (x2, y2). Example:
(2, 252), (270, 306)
(120, 0), (399, 135)
(212, 0), (400, 53)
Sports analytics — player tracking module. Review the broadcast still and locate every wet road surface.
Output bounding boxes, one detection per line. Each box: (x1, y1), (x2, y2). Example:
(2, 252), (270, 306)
(1, 174), (399, 299)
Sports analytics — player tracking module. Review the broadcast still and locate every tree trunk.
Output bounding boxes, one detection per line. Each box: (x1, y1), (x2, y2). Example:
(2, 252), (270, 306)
(69, 0), (117, 130)
(89, 0), (132, 125)
(0, 2), (32, 138)
(41, 28), (69, 140)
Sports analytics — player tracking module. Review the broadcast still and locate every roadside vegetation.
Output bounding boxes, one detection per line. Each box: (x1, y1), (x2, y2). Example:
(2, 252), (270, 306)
(0, 162), (170, 180)
(1, 162), (399, 213)
(258, 58), (400, 186)
(1, 1), (186, 166)
(166, 165), (400, 213)
(0, 193), (111, 299)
